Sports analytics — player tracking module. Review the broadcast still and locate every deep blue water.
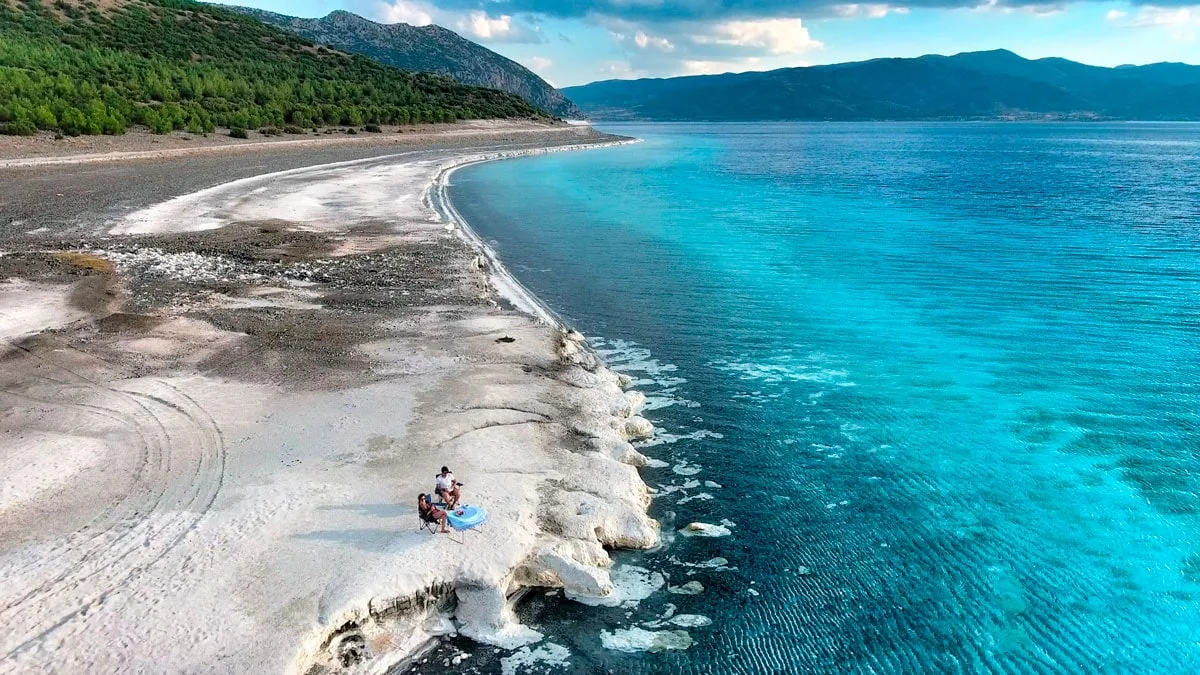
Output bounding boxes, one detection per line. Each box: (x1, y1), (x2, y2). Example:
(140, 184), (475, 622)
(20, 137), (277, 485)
(419, 123), (1200, 674)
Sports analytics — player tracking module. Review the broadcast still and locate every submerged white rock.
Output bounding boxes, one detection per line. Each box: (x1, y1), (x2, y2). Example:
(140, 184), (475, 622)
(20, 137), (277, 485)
(672, 461), (703, 476)
(600, 626), (694, 653)
(668, 614), (712, 628)
(668, 581), (705, 595)
(565, 565), (664, 607)
(500, 642), (571, 675)
(680, 522), (732, 538)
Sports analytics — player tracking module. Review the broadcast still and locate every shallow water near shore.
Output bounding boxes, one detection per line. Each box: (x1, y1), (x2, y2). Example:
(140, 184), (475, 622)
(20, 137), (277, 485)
(414, 122), (1200, 673)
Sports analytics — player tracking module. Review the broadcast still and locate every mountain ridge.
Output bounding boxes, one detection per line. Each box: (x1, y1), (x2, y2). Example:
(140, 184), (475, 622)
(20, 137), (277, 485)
(234, 7), (581, 118)
(563, 49), (1200, 121)
(0, 0), (547, 137)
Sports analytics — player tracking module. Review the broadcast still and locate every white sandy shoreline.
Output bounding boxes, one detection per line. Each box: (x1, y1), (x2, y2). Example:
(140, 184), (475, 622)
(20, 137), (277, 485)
(430, 138), (642, 328)
(0, 129), (660, 674)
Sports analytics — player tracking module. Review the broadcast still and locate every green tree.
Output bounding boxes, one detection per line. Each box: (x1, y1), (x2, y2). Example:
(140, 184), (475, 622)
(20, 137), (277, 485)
(32, 104), (56, 130)
(58, 107), (87, 136)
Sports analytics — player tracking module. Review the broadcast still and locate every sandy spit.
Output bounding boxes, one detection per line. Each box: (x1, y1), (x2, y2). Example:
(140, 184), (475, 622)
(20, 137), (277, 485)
(0, 124), (659, 673)
(0, 119), (572, 168)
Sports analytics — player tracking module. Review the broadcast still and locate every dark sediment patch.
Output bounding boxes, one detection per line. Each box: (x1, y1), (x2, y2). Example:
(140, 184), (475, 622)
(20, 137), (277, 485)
(1, 215), (490, 390)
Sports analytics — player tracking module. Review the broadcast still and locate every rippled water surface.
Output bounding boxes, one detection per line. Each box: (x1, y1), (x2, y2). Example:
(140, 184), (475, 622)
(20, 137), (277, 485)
(424, 122), (1200, 673)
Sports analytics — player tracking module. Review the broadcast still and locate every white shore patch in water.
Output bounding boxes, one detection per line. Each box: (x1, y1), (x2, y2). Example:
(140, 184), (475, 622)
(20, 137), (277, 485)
(671, 460), (703, 476)
(674, 557), (736, 575)
(658, 479), (700, 495)
(680, 522), (732, 538)
(639, 429), (723, 450)
(460, 622), (544, 651)
(589, 337), (697, 410)
(566, 565), (664, 607)
(600, 627), (694, 653)
(645, 458), (670, 469)
(668, 581), (705, 595)
(500, 642), (571, 675)
(668, 614), (712, 628)
(711, 355), (853, 387)
(677, 492), (714, 505)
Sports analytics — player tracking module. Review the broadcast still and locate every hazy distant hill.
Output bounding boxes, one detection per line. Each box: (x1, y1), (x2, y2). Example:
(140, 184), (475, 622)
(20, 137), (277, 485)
(563, 50), (1200, 121)
(237, 8), (581, 118)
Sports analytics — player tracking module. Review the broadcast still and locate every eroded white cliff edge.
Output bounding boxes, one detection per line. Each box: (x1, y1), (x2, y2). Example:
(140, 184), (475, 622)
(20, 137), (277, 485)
(293, 136), (657, 675)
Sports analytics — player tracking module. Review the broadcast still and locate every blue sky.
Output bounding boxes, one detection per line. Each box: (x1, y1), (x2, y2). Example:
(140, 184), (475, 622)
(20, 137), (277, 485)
(223, 0), (1200, 86)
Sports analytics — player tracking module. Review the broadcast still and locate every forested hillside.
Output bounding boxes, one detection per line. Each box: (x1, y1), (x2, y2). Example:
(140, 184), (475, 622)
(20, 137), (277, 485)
(239, 8), (582, 118)
(0, 0), (548, 137)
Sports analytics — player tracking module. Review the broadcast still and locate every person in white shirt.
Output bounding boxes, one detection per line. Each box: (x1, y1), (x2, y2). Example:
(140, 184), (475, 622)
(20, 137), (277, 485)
(435, 466), (461, 509)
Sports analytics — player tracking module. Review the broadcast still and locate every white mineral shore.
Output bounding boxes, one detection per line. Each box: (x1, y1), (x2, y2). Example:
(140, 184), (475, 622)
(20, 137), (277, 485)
(0, 133), (657, 673)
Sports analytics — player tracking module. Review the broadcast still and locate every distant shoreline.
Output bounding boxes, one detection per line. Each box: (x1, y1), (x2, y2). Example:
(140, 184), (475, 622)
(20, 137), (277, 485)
(572, 116), (1200, 124)
(430, 136), (640, 327)
(0, 119), (570, 168)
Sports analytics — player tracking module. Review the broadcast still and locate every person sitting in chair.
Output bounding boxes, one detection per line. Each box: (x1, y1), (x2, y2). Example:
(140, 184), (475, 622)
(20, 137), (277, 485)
(418, 493), (450, 533)
(435, 466), (462, 509)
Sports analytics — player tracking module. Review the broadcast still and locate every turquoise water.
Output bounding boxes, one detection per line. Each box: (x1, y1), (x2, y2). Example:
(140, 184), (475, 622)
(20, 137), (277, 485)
(421, 123), (1200, 673)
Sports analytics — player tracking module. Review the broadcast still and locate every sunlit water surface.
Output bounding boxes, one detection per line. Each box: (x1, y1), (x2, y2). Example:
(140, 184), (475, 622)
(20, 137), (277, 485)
(409, 122), (1200, 674)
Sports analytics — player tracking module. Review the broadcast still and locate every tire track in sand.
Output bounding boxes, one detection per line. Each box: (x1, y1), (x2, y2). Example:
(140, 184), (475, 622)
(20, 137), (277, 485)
(0, 374), (226, 661)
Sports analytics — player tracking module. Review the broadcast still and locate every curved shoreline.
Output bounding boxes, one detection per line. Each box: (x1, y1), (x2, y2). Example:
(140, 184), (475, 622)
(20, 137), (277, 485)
(428, 137), (641, 328)
(289, 135), (659, 672)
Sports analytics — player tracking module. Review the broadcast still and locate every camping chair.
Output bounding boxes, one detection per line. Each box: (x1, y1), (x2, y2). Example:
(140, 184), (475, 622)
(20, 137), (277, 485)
(418, 509), (440, 534)
(433, 474), (461, 509)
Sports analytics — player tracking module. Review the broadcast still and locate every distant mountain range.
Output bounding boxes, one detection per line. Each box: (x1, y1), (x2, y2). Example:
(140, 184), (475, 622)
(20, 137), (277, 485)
(235, 8), (581, 118)
(563, 50), (1200, 121)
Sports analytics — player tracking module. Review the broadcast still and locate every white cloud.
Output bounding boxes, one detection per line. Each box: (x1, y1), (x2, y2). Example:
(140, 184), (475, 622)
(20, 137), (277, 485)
(526, 56), (553, 72)
(375, 0), (434, 26)
(524, 56), (555, 84)
(1128, 6), (1194, 27)
(372, 1), (544, 43)
(634, 30), (676, 51)
(681, 57), (764, 75)
(1107, 5), (1199, 41)
(598, 60), (638, 78)
(607, 24), (676, 51)
(597, 15), (820, 79)
(972, 0), (1064, 16)
(690, 18), (823, 55)
(455, 11), (545, 42)
(831, 4), (909, 19)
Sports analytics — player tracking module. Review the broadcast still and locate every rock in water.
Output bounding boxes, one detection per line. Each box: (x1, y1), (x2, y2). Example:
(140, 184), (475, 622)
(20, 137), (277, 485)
(680, 522), (732, 538)
(668, 581), (705, 595)
(623, 416), (654, 440)
(599, 626), (694, 653)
